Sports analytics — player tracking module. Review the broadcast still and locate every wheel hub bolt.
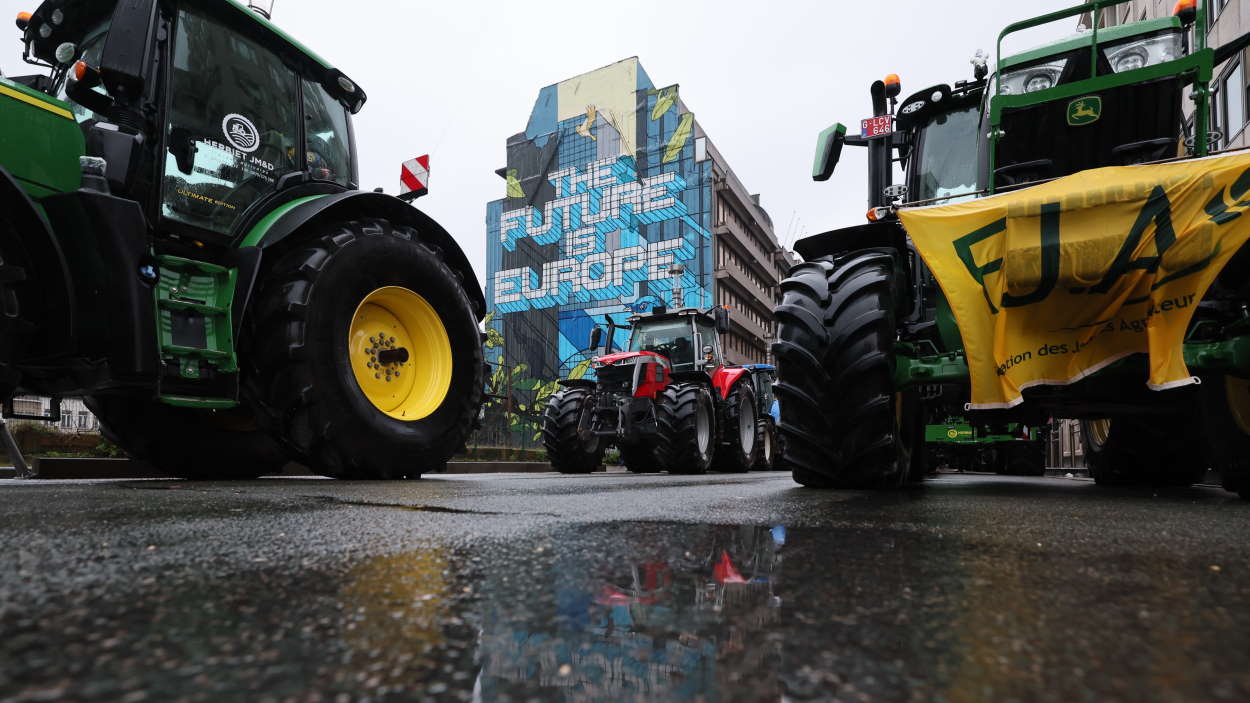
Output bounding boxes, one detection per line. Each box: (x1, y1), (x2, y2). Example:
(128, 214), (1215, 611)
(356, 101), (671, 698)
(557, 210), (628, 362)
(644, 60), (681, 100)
(378, 348), (410, 366)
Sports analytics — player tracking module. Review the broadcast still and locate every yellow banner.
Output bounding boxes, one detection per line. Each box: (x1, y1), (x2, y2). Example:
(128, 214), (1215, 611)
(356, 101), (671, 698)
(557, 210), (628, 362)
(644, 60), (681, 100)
(899, 152), (1250, 409)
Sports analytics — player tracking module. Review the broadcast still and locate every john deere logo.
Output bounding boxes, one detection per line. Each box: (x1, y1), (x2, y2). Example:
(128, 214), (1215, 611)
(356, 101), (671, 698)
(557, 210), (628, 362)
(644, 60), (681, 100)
(1067, 96), (1102, 126)
(222, 113), (260, 153)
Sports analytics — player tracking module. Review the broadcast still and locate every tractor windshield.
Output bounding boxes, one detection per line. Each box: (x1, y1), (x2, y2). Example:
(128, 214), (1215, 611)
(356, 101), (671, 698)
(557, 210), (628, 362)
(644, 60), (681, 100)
(630, 320), (697, 371)
(912, 104), (981, 204)
(159, 6), (302, 237)
(302, 79), (354, 186)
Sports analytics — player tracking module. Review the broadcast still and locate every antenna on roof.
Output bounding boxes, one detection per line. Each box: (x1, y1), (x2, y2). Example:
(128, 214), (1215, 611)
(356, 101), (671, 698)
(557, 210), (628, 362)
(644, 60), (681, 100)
(247, 1), (274, 19)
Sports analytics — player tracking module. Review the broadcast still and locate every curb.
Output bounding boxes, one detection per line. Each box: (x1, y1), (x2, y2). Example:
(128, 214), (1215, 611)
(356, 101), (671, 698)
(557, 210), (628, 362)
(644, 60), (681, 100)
(1044, 467), (1090, 478)
(2, 458), (563, 480)
(441, 461), (556, 474)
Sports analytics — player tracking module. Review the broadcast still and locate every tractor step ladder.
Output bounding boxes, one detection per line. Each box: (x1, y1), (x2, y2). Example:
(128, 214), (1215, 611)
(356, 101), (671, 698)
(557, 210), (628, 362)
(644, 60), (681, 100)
(154, 255), (238, 408)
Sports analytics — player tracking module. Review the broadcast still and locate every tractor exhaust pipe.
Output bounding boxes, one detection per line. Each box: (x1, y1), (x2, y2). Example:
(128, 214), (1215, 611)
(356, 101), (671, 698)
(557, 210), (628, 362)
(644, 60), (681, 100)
(868, 80), (893, 208)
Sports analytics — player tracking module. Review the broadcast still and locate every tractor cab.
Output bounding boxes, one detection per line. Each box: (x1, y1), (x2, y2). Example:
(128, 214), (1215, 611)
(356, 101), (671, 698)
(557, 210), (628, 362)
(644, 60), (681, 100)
(626, 308), (726, 375)
(589, 306), (730, 379)
(14, 0), (365, 235)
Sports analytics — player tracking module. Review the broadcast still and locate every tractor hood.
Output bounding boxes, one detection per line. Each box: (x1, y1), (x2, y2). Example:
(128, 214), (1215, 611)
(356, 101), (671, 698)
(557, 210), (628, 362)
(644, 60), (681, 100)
(593, 351), (669, 368)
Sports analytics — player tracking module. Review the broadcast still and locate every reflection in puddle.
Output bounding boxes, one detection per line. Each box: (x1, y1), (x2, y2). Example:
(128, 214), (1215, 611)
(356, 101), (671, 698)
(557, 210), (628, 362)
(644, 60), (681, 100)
(476, 525), (786, 702)
(328, 520), (1250, 702)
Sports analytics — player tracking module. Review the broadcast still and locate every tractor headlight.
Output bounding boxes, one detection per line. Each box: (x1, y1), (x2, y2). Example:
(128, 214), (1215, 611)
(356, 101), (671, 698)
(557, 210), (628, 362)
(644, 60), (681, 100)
(999, 59), (1068, 95)
(54, 42), (76, 65)
(1103, 32), (1182, 73)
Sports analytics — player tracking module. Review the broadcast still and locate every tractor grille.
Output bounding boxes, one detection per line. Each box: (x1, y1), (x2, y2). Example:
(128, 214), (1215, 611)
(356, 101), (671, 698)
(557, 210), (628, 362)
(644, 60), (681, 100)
(596, 364), (634, 394)
(996, 75), (1184, 188)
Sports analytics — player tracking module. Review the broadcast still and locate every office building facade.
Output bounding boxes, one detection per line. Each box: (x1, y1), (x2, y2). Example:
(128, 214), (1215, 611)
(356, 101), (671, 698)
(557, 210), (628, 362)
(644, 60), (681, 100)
(484, 58), (793, 393)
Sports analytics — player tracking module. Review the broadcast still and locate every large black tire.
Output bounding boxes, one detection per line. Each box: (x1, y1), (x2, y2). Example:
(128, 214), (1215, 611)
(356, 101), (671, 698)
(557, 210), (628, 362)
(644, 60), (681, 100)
(624, 396), (675, 473)
(244, 218), (483, 479)
(620, 441), (665, 473)
(1081, 416), (1205, 486)
(660, 383), (715, 475)
(772, 251), (915, 489)
(754, 419), (778, 471)
(905, 404), (928, 482)
(714, 380), (758, 473)
(86, 395), (287, 479)
(0, 185), (72, 368)
(1080, 419), (1130, 485)
(999, 441), (1046, 476)
(1203, 377), (1250, 499)
(541, 387), (604, 474)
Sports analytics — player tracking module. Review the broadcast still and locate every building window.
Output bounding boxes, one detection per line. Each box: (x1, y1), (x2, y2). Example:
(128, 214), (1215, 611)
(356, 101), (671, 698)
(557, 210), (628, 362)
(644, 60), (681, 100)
(1221, 60), (1246, 146)
(1210, 0), (1229, 30)
(11, 397), (40, 417)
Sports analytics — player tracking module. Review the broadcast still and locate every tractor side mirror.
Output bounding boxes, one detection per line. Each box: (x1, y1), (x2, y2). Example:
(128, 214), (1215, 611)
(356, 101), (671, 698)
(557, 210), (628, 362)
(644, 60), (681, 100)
(169, 127), (197, 175)
(714, 306), (730, 334)
(813, 123), (847, 182)
(698, 345), (715, 369)
(99, 0), (158, 103)
(588, 327), (603, 351)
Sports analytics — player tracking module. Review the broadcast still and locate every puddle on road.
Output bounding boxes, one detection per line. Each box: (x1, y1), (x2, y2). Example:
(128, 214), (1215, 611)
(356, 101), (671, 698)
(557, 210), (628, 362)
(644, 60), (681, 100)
(472, 524), (790, 702)
(7, 517), (1250, 701)
(316, 519), (1250, 702)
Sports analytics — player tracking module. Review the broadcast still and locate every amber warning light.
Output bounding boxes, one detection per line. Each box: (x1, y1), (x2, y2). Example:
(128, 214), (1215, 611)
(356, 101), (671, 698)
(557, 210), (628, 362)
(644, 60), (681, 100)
(884, 73), (902, 99)
(16, 11), (32, 30)
(1173, 0), (1197, 23)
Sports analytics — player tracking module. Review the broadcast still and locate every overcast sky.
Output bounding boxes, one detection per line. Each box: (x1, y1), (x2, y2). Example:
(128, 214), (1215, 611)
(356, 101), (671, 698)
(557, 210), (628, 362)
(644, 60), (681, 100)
(2, 0), (1070, 286)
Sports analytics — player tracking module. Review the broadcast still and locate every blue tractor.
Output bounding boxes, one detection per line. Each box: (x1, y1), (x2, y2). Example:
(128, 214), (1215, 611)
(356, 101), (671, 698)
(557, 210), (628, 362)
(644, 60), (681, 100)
(743, 364), (781, 470)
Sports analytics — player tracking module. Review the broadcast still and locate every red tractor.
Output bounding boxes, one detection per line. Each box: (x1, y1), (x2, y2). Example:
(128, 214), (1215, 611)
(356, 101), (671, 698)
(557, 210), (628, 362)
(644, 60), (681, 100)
(542, 306), (760, 475)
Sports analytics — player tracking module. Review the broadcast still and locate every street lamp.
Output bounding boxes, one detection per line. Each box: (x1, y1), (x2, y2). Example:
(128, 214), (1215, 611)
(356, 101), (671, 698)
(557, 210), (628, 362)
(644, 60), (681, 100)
(669, 263), (686, 309)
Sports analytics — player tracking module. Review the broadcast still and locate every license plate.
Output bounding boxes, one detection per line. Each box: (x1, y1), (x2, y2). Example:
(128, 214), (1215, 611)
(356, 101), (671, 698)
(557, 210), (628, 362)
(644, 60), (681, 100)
(861, 115), (893, 138)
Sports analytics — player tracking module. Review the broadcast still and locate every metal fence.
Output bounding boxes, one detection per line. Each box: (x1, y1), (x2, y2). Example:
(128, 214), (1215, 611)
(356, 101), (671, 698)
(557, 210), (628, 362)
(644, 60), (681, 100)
(461, 358), (547, 458)
(1046, 419), (1087, 470)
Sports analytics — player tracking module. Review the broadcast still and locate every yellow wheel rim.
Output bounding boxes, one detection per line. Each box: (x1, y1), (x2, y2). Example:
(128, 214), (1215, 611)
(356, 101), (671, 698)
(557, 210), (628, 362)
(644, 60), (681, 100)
(1088, 418), (1111, 446)
(1225, 377), (1250, 436)
(348, 286), (452, 421)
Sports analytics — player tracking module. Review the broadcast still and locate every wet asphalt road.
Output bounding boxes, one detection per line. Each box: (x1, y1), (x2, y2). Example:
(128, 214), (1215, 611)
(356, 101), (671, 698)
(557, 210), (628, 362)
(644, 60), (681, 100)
(1, 471), (1250, 703)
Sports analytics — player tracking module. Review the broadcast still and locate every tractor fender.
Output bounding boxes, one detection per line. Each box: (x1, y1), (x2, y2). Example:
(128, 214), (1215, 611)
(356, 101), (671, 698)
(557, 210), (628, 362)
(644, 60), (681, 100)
(711, 366), (750, 400)
(557, 378), (595, 389)
(0, 167), (75, 361)
(794, 221), (908, 263)
(241, 191), (486, 319)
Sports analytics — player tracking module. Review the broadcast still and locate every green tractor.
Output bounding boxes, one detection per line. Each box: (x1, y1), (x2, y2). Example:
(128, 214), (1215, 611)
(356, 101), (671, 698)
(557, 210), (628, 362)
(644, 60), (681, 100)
(0, 1), (485, 479)
(925, 417), (1045, 476)
(776, 0), (1250, 496)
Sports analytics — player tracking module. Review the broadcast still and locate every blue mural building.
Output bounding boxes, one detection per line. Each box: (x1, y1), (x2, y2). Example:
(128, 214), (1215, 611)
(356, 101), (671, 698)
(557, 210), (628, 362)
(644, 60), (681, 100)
(485, 58), (791, 413)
